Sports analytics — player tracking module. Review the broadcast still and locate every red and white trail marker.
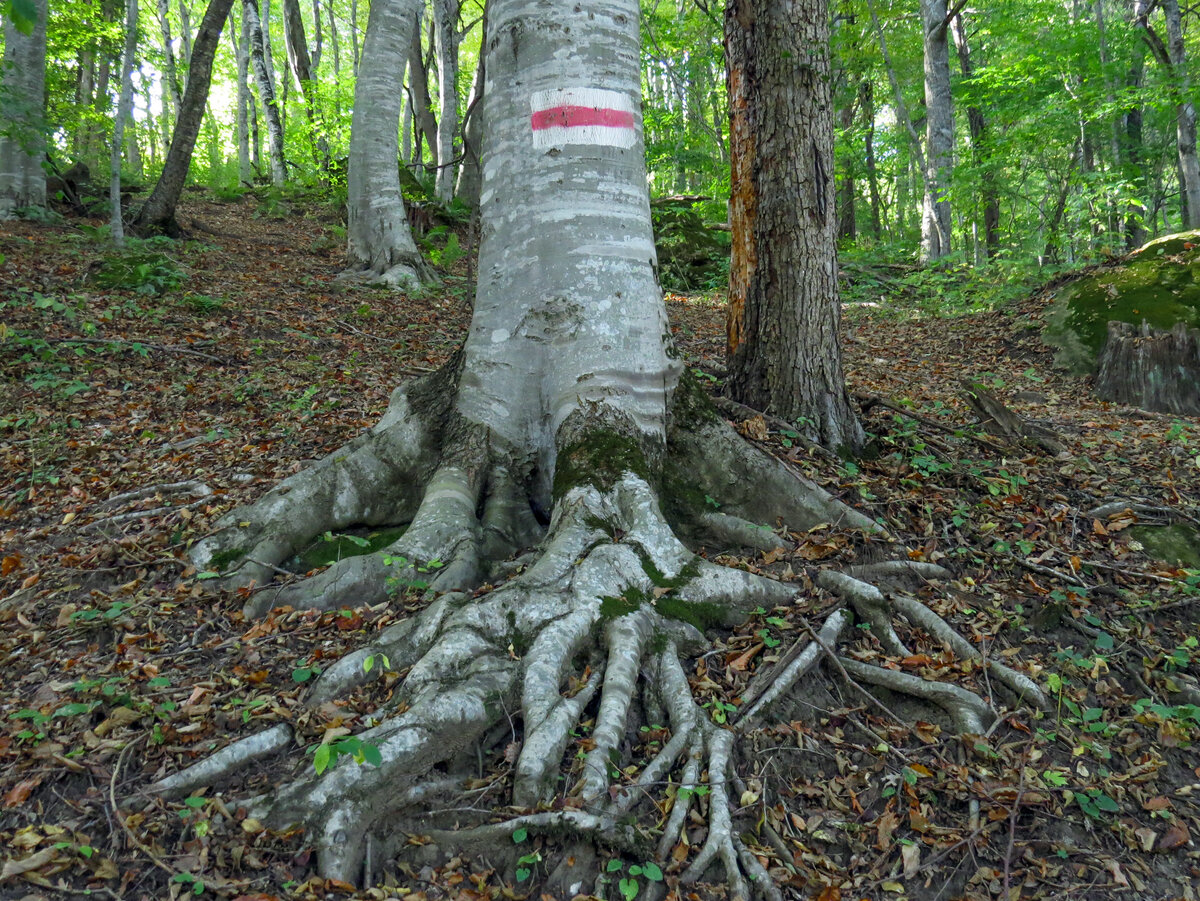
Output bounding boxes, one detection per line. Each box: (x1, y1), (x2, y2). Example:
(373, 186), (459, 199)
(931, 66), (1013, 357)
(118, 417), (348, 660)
(530, 88), (636, 150)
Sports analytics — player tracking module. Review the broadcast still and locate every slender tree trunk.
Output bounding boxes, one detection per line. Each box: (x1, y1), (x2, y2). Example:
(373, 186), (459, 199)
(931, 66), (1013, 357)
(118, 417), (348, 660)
(724, 0), (862, 452)
(350, 0), (359, 75)
(0, 0), (49, 218)
(134, 0), (239, 234)
(179, 0), (194, 73)
(157, 0), (183, 110)
(837, 99), (856, 240)
(244, 0), (286, 184)
(75, 40), (95, 161)
(408, 11), (439, 171)
(345, 0), (425, 285)
(861, 78), (882, 238)
(920, 0), (954, 260)
(1135, 0), (1200, 228)
(454, 32), (485, 207)
(111, 0), (139, 243)
(951, 11), (998, 258)
(326, 0), (341, 78)
(431, 0), (460, 203)
(1123, 41), (1147, 248)
(230, 8), (252, 184)
(281, 0), (328, 166)
(310, 0), (323, 72)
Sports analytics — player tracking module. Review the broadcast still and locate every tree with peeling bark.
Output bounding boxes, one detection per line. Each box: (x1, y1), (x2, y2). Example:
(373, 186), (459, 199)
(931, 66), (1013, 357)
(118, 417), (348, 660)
(0, 0), (49, 219)
(343, 0), (426, 287)
(157, 0), (1047, 894)
(723, 0), (863, 453)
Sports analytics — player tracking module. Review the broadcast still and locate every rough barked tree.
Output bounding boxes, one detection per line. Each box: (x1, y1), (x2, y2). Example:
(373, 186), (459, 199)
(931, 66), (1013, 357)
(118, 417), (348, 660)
(724, 0), (863, 452)
(156, 0), (1046, 894)
(133, 0), (237, 235)
(0, 0), (49, 219)
(344, 0), (426, 287)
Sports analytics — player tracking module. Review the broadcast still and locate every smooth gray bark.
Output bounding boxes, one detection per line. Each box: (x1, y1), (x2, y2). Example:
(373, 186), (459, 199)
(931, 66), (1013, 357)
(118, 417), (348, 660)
(230, 5), (253, 183)
(920, 0), (954, 260)
(1134, 0), (1200, 228)
(0, 0), (48, 218)
(454, 38), (484, 206)
(345, 0), (425, 286)
(244, 0), (287, 184)
(431, 0), (460, 202)
(110, 0), (139, 243)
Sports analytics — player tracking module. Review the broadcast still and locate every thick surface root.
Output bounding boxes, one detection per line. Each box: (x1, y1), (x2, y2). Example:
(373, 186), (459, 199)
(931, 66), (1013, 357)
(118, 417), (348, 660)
(171, 379), (1047, 897)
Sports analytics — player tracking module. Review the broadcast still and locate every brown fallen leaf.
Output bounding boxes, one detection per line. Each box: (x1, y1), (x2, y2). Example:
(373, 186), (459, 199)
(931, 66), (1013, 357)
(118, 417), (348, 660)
(0, 846), (62, 883)
(1158, 821), (1190, 850)
(3, 776), (41, 808)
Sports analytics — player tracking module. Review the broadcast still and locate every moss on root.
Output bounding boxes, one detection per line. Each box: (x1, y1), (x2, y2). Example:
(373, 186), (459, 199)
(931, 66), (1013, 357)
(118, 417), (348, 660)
(553, 430), (650, 500)
(207, 546), (247, 573)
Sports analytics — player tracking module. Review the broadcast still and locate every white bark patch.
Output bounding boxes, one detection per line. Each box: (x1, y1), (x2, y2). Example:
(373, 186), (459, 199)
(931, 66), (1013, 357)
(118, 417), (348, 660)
(490, 328), (510, 343)
(530, 87), (636, 150)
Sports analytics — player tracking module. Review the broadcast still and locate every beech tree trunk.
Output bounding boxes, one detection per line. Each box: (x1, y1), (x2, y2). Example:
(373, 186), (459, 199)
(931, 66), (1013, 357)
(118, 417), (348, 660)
(1135, 0), (1200, 228)
(134, 0), (238, 234)
(243, 0), (287, 185)
(345, 0), (425, 286)
(110, 0), (139, 243)
(454, 35), (485, 207)
(0, 0), (49, 218)
(408, 13), (439, 170)
(230, 5), (252, 184)
(724, 0), (863, 452)
(920, 0), (954, 261)
(951, 11), (998, 258)
(432, 0), (460, 204)
(281, 0), (327, 166)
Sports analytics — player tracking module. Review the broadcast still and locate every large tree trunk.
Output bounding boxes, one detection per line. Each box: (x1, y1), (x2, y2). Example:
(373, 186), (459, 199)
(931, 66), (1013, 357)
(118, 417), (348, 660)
(920, 0), (954, 261)
(431, 0), (460, 204)
(724, 0), (863, 452)
(159, 0), (1046, 895)
(0, 0), (49, 218)
(243, 0), (286, 185)
(133, 0), (238, 235)
(344, 0), (426, 286)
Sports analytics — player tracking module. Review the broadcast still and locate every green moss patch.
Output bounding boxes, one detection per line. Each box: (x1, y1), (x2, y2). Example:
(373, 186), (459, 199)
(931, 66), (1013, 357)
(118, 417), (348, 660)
(553, 430), (650, 499)
(1128, 524), (1200, 569)
(1043, 230), (1200, 373)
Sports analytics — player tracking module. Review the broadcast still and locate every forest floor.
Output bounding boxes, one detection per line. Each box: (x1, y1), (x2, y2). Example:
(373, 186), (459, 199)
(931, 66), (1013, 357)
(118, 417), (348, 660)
(0, 189), (1198, 901)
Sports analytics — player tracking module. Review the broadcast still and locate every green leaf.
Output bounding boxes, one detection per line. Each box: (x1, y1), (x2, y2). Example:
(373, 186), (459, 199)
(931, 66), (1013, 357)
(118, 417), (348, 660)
(607, 859), (624, 872)
(313, 743), (332, 775)
(183, 796), (206, 809)
(619, 876), (639, 900)
(360, 742), (382, 767)
(512, 827), (528, 843)
(9, 0), (37, 33)
(362, 656), (374, 674)
(1094, 792), (1119, 812)
(515, 868), (531, 882)
(195, 571), (221, 580)
(1094, 632), (1114, 651)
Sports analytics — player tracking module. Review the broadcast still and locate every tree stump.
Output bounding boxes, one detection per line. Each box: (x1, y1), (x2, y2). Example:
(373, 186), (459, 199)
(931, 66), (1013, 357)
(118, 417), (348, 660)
(1095, 321), (1200, 415)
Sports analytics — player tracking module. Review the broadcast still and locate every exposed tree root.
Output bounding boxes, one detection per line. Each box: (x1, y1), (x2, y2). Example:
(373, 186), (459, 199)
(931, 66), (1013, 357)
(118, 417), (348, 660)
(166, 372), (1048, 897)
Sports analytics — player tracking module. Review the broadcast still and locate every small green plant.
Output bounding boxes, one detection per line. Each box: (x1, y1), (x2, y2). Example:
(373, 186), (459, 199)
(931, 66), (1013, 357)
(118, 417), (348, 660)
(171, 871), (206, 895)
(362, 653), (392, 674)
(603, 858), (665, 900)
(312, 736), (383, 774)
(1072, 787), (1119, 820)
(92, 248), (184, 295)
(512, 827), (542, 882)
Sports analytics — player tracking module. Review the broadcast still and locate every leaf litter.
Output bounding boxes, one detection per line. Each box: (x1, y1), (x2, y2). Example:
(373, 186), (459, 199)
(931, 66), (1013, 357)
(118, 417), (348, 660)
(0, 193), (1197, 900)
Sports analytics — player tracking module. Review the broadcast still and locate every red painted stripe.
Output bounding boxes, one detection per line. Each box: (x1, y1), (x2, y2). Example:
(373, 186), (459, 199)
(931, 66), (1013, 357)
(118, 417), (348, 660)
(531, 105), (635, 131)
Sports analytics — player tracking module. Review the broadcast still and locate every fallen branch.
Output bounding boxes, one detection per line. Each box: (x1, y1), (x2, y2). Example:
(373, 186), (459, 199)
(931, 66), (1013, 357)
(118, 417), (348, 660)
(42, 335), (230, 364)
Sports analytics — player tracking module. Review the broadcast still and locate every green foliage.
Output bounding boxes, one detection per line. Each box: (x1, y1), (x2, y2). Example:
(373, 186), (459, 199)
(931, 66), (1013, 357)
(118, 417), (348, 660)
(92, 245), (184, 296)
(311, 735), (383, 774)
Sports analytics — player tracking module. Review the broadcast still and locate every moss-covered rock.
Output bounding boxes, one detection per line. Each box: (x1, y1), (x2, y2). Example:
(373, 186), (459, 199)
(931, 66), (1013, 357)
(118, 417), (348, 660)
(1128, 523), (1200, 569)
(1043, 230), (1200, 373)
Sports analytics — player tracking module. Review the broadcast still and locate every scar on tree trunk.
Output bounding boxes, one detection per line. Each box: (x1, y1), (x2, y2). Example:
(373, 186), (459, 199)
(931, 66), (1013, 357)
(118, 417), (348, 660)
(157, 363), (1047, 897)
